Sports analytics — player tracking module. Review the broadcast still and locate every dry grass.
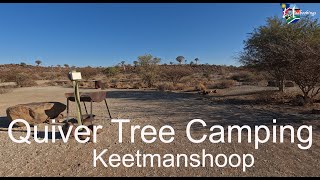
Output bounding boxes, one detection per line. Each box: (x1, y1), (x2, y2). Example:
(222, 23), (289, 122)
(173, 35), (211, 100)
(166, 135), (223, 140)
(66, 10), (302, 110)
(0, 88), (12, 94)
(209, 79), (236, 89)
(15, 73), (38, 87)
(195, 82), (207, 91)
(157, 82), (175, 91)
(132, 82), (145, 89)
(253, 91), (297, 104)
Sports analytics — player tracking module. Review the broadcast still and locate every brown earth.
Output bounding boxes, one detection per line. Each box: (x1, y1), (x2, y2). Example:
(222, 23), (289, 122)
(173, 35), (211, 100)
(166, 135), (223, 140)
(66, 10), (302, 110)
(0, 86), (320, 177)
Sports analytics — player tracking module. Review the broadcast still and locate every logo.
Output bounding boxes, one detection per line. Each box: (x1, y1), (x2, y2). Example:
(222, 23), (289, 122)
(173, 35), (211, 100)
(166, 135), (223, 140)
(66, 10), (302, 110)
(281, 3), (301, 24)
(281, 3), (317, 24)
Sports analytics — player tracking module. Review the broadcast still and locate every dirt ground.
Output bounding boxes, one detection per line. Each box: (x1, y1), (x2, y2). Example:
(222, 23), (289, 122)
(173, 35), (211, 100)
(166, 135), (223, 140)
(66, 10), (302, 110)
(0, 85), (320, 177)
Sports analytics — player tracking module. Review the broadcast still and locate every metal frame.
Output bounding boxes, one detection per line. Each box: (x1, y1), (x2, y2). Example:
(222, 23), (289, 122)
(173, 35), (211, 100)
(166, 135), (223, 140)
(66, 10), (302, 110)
(66, 96), (112, 122)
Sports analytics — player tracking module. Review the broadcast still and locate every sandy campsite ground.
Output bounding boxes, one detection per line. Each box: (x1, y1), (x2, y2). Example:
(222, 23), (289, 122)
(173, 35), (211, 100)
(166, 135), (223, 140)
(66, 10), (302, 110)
(0, 85), (320, 176)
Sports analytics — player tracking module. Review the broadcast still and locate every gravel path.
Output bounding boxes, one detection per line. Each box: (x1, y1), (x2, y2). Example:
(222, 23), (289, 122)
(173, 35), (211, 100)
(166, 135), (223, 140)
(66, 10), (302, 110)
(0, 86), (320, 176)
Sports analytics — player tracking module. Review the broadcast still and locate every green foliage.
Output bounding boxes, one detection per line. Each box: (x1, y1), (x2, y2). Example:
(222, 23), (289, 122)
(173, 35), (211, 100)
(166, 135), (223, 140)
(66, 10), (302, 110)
(137, 54), (161, 87)
(103, 66), (120, 77)
(194, 58), (199, 64)
(239, 15), (320, 100)
(20, 62), (27, 67)
(35, 60), (42, 66)
(176, 56), (185, 64)
(161, 68), (192, 85)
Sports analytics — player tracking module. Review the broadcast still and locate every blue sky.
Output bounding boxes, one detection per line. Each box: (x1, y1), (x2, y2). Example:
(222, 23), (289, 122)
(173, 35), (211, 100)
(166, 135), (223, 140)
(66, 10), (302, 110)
(0, 3), (319, 67)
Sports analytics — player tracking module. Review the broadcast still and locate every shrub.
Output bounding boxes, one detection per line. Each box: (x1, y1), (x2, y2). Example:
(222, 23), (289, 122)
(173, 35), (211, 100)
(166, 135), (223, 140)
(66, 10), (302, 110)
(212, 80), (236, 89)
(254, 91), (298, 104)
(20, 62), (27, 67)
(157, 82), (175, 91)
(230, 71), (255, 82)
(174, 83), (188, 91)
(161, 68), (192, 85)
(103, 66), (120, 77)
(136, 54), (161, 88)
(195, 82), (207, 91)
(79, 67), (99, 79)
(44, 81), (58, 86)
(202, 69), (214, 81)
(133, 82), (144, 89)
(15, 73), (37, 87)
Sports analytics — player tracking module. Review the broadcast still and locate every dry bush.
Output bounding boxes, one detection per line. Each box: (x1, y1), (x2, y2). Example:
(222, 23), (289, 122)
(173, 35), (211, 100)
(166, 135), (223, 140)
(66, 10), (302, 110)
(123, 83), (132, 89)
(15, 73), (37, 87)
(102, 66), (120, 77)
(230, 71), (255, 82)
(110, 82), (123, 89)
(254, 91), (298, 104)
(174, 83), (188, 91)
(60, 81), (72, 87)
(1, 70), (20, 82)
(79, 67), (100, 80)
(132, 82), (145, 89)
(202, 69), (214, 81)
(212, 80), (236, 89)
(195, 82), (207, 91)
(157, 82), (175, 91)
(43, 81), (58, 86)
(161, 68), (192, 85)
(37, 71), (61, 80)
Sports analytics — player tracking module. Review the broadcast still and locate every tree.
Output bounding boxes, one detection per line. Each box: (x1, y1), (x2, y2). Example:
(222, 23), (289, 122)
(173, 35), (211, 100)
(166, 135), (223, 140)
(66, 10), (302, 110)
(176, 56), (185, 65)
(133, 61), (138, 67)
(195, 58), (199, 64)
(103, 66), (120, 77)
(161, 68), (192, 86)
(137, 54), (161, 87)
(240, 16), (320, 103)
(284, 17), (320, 103)
(169, 62), (174, 65)
(20, 62), (27, 67)
(64, 64), (69, 68)
(35, 60), (42, 66)
(239, 16), (292, 92)
(120, 61), (126, 71)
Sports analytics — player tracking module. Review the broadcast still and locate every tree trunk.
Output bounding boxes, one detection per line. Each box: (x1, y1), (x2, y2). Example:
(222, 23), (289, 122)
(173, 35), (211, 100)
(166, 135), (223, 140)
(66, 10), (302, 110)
(278, 78), (285, 92)
(303, 91), (312, 105)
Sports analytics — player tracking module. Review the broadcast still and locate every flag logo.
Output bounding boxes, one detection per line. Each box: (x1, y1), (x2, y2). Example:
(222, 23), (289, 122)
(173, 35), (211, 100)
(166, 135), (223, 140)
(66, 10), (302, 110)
(281, 3), (301, 24)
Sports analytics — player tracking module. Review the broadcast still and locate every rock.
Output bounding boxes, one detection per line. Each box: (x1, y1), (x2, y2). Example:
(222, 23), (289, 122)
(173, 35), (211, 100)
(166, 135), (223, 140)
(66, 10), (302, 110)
(6, 102), (66, 126)
(201, 90), (217, 95)
(285, 81), (295, 87)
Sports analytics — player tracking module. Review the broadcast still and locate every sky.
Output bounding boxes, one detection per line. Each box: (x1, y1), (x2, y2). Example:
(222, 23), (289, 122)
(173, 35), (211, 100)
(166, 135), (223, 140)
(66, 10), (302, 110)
(0, 3), (319, 67)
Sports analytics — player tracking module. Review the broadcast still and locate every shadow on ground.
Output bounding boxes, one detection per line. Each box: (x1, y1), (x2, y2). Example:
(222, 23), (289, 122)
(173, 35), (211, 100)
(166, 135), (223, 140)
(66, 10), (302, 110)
(106, 90), (320, 132)
(0, 116), (11, 128)
(0, 116), (62, 139)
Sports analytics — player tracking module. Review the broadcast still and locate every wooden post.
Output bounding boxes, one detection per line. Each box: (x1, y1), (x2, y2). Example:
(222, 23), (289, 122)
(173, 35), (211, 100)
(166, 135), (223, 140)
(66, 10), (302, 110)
(95, 80), (102, 89)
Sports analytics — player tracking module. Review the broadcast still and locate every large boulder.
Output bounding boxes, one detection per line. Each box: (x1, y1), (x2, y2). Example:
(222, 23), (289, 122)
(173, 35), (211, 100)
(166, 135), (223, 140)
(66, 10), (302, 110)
(6, 102), (66, 127)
